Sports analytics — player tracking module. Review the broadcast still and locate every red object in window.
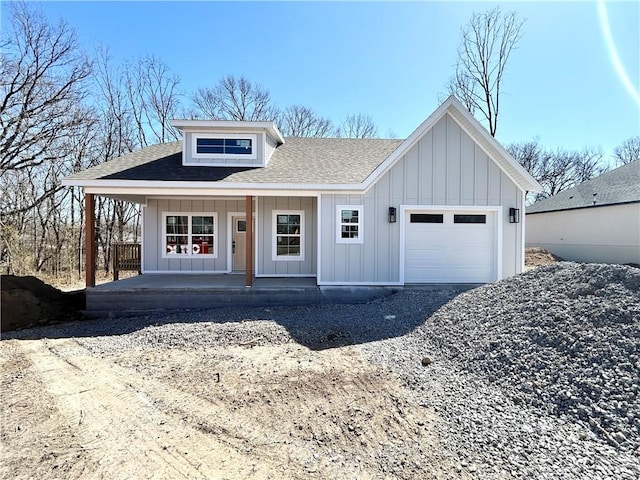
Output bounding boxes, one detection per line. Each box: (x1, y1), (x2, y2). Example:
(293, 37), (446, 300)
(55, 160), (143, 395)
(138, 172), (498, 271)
(193, 243), (209, 254)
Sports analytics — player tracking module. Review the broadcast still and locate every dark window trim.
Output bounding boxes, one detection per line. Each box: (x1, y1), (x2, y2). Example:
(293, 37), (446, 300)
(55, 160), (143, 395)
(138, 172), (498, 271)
(410, 213), (444, 224)
(196, 137), (253, 155)
(454, 214), (487, 224)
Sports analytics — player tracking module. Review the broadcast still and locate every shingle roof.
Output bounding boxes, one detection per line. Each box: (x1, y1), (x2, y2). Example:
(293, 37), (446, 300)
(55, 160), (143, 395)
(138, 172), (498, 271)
(526, 160), (640, 214)
(64, 138), (403, 185)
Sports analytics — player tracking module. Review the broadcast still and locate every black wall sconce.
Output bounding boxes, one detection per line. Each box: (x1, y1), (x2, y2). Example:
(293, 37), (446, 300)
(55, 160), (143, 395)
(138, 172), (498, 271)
(509, 207), (520, 223)
(388, 207), (397, 223)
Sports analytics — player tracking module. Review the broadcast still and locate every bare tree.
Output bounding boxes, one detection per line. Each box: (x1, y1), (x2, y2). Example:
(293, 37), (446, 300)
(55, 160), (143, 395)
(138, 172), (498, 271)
(125, 55), (182, 145)
(508, 139), (607, 202)
(192, 75), (279, 121)
(612, 136), (640, 165)
(0, 3), (92, 174)
(279, 105), (333, 137)
(335, 113), (378, 139)
(447, 7), (524, 137)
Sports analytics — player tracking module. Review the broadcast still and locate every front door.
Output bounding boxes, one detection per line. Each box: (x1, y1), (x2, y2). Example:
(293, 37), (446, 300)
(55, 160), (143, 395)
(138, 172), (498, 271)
(232, 216), (247, 271)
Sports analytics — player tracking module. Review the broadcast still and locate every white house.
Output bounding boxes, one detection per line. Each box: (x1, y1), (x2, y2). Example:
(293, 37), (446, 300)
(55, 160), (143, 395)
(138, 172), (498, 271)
(64, 96), (541, 292)
(526, 160), (640, 265)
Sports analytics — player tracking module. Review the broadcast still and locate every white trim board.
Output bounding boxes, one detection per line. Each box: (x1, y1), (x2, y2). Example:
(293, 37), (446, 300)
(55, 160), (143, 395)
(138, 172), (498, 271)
(317, 281), (404, 286)
(142, 270), (230, 275)
(255, 274), (317, 278)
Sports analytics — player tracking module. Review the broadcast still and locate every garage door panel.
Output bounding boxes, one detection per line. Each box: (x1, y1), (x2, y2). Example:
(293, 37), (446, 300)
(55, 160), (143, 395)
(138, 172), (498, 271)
(404, 210), (496, 283)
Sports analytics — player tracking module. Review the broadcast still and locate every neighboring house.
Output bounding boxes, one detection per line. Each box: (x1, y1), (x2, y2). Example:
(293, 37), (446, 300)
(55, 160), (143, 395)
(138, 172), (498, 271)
(526, 160), (640, 265)
(63, 96), (541, 288)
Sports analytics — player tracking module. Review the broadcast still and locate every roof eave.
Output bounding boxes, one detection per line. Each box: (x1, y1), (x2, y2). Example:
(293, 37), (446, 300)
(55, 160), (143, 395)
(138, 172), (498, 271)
(61, 177), (365, 192)
(527, 199), (640, 215)
(170, 119), (285, 145)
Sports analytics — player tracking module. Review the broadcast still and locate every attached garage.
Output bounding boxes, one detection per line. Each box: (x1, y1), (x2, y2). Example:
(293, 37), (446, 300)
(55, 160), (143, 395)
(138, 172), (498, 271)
(402, 208), (500, 283)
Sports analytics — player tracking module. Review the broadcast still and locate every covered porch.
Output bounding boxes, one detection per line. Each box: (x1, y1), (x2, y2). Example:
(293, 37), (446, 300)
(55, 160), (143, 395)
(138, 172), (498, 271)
(84, 193), (259, 288)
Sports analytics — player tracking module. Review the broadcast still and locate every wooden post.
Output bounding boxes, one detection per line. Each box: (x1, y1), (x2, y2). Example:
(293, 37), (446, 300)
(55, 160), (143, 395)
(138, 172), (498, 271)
(85, 193), (96, 287)
(245, 195), (253, 287)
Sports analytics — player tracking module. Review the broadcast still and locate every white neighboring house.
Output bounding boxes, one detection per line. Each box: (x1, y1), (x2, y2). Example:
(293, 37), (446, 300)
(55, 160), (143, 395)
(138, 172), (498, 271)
(63, 96), (542, 288)
(526, 160), (640, 265)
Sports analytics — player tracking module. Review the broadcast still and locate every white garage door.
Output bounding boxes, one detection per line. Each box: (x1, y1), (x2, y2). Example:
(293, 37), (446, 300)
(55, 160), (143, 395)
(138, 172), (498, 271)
(404, 210), (496, 283)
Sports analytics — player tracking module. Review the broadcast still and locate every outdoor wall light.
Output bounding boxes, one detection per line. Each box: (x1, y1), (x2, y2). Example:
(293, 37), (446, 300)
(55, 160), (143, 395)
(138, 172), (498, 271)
(388, 207), (397, 223)
(509, 207), (520, 224)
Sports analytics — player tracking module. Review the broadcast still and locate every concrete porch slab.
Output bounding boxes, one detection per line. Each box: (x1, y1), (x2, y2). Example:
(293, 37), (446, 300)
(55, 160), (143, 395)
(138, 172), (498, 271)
(86, 274), (400, 315)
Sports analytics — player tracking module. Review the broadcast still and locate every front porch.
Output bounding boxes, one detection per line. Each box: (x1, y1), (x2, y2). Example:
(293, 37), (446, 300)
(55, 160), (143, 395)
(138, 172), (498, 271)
(86, 274), (396, 314)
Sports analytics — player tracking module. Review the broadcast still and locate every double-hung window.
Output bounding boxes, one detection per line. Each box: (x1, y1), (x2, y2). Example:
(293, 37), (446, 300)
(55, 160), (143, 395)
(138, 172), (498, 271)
(273, 211), (304, 261)
(164, 213), (217, 257)
(336, 206), (363, 244)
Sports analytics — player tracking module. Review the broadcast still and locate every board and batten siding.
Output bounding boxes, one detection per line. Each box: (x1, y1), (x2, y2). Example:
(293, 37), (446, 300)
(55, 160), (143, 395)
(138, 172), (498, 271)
(264, 134), (278, 165)
(143, 198), (247, 273)
(319, 113), (524, 284)
(256, 196), (317, 276)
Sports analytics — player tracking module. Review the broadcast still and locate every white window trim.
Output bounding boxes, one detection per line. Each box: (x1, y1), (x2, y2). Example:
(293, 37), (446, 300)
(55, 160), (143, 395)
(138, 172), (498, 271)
(191, 133), (258, 160)
(162, 212), (218, 259)
(336, 205), (363, 244)
(272, 210), (305, 262)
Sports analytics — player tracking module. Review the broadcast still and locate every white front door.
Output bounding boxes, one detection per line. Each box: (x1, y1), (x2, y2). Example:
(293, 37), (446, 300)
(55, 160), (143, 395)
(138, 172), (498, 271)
(404, 209), (496, 283)
(232, 216), (246, 272)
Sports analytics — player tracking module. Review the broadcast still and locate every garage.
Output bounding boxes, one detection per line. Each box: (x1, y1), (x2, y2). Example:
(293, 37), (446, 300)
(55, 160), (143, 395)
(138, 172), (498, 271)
(403, 209), (497, 283)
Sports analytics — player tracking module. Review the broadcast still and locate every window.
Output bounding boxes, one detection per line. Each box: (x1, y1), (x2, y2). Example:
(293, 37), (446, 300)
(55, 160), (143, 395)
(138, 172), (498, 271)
(336, 206), (363, 244)
(272, 211), (304, 261)
(163, 213), (217, 257)
(192, 134), (257, 159)
(410, 213), (443, 223)
(454, 214), (486, 224)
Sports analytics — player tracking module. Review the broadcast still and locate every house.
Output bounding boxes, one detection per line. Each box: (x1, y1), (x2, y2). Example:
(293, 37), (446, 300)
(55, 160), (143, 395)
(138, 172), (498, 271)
(63, 96), (542, 298)
(526, 160), (640, 265)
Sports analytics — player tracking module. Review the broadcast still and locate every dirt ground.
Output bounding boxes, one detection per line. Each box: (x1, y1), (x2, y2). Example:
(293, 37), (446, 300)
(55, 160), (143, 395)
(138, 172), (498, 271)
(0, 333), (461, 479)
(524, 247), (563, 268)
(1, 276), (85, 332)
(1, 252), (562, 478)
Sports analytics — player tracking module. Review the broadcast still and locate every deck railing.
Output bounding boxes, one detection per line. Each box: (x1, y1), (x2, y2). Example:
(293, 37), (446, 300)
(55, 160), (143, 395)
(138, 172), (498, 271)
(112, 243), (141, 281)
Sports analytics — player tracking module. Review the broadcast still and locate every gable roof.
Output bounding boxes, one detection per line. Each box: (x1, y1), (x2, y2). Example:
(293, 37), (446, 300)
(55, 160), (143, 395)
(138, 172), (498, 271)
(526, 160), (640, 214)
(360, 96), (541, 193)
(64, 138), (403, 185)
(63, 96), (541, 194)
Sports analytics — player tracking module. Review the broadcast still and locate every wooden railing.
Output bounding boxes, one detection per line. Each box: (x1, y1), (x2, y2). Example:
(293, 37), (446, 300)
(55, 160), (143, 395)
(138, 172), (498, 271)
(112, 243), (141, 281)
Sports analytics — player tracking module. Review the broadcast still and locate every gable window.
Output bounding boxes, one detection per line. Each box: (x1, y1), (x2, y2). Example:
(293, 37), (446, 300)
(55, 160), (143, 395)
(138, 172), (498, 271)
(163, 213), (217, 257)
(336, 206), (363, 244)
(193, 134), (257, 160)
(272, 211), (304, 261)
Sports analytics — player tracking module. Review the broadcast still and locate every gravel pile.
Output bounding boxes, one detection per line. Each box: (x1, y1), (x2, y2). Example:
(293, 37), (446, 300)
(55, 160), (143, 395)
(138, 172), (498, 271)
(420, 262), (640, 452)
(361, 262), (640, 479)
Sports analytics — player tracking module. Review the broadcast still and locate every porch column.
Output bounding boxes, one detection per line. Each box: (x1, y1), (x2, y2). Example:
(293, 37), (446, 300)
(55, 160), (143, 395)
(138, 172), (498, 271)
(245, 195), (253, 287)
(85, 193), (96, 287)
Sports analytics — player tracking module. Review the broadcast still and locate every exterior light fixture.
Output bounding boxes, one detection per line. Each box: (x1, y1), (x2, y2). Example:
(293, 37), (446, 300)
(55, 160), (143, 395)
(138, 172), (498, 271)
(388, 207), (397, 223)
(509, 207), (520, 224)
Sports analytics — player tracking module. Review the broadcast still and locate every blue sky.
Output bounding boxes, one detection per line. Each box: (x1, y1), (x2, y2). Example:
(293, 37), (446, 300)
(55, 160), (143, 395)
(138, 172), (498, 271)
(7, 1), (640, 161)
